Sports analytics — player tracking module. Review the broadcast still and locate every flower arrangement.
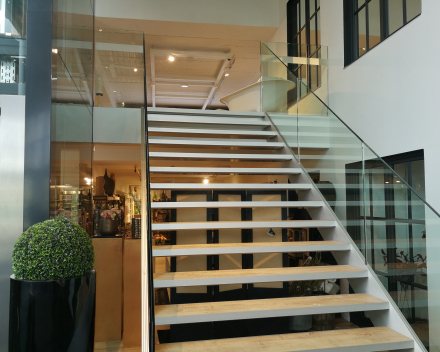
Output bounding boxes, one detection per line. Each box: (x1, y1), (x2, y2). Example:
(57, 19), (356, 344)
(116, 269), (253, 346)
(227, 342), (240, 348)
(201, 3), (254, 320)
(289, 256), (324, 297)
(155, 234), (166, 245)
(100, 209), (121, 220)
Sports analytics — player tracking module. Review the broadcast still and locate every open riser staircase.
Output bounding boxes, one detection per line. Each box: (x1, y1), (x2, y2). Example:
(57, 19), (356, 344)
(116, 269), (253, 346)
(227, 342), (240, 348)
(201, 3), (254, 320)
(148, 107), (422, 352)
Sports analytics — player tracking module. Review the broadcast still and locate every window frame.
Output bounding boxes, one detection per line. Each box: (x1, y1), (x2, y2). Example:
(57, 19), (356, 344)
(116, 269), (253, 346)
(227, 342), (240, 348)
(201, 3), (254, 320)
(344, 0), (421, 67)
(287, 0), (322, 99)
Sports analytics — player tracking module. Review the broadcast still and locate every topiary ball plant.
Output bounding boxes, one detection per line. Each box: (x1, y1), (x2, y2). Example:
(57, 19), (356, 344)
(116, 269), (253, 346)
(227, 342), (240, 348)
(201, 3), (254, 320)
(12, 217), (95, 281)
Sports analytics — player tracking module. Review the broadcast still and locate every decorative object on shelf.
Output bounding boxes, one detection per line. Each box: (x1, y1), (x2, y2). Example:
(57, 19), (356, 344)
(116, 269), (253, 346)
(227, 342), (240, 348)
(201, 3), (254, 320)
(103, 169), (115, 197)
(288, 255), (324, 331)
(266, 228), (276, 237)
(132, 217), (141, 238)
(98, 209), (121, 236)
(9, 217), (96, 352)
(155, 234), (166, 245)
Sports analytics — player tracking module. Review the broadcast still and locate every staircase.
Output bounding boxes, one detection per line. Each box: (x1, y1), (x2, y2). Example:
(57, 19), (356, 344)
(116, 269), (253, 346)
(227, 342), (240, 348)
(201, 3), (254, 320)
(148, 107), (420, 351)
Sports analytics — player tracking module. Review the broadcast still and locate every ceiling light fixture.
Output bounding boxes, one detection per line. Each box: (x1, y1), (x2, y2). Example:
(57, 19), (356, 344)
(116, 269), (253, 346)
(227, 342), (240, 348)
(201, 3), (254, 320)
(52, 48), (58, 54)
(134, 68), (138, 72)
(225, 73), (229, 77)
(168, 55), (175, 62)
(181, 85), (188, 88)
(385, 181), (390, 184)
(99, 29), (103, 32)
(203, 178), (209, 185)
(113, 90), (116, 93)
(122, 102), (125, 107)
(396, 180), (401, 183)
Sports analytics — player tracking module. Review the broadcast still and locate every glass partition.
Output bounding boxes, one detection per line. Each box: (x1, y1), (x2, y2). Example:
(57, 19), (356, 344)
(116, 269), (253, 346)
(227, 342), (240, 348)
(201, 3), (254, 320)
(0, 0), (26, 37)
(262, 41), (437, 350)
(50, 0), (94, 231)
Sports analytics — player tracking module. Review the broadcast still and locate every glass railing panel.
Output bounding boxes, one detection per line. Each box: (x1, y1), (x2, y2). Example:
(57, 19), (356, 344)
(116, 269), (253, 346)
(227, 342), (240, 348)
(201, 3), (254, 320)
(261, 41), (439, 351)
(295, 80), (366, 256)
(262, 41), (328, 105)
(363, 144), (431, 349)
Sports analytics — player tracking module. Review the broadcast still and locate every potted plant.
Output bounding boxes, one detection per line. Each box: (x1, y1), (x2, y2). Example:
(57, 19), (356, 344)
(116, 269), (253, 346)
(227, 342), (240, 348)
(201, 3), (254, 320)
(9, 217), (96, 352)
(288, 256), (324, 331)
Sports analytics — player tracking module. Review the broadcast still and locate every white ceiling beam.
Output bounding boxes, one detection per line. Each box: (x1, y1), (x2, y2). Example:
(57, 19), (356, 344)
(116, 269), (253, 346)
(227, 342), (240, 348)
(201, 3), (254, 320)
(202, 59), (229, 110)
(151, 48), (230, 61)
(156, 78), (216, 83)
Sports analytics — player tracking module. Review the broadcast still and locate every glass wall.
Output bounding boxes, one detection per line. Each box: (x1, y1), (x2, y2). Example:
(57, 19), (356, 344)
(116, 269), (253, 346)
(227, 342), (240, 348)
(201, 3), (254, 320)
(50, 0), (94, 233)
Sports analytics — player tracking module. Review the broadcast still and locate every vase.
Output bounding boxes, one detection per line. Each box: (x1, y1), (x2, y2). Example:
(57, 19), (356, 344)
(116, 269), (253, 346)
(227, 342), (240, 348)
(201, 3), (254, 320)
(9, 271), (96, 352)
(99, 218), (119, 236)
(313, 313), (335, 331)
(288, 314), (312, 331)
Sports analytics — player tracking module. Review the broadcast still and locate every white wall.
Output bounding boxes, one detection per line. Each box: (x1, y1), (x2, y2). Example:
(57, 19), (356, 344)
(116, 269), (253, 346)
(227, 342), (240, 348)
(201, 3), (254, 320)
(270, 0), (288, 43)
(95, 0), (282, 28)
(320, 1), (440, 349)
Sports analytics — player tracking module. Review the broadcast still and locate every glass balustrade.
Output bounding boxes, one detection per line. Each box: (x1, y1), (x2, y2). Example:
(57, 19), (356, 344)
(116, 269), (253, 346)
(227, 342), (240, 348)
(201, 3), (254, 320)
(261, 41), (438, 351)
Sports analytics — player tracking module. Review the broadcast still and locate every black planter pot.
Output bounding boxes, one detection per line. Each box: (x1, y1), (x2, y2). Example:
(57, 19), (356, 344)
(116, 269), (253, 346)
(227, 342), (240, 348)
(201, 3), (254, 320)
(9, 270), (96, 352)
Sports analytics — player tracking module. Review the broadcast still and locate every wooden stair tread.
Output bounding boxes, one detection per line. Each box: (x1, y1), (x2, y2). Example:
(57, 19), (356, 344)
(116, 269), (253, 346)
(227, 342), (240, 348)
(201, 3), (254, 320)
(149, 183), (312, 190)
(149, 138), (284, 148)
(152, 220), (337, 231)
(153, 265), (367, 288)
(148, 115), (270, 126)
(155, 327), (413, 351)
(149, 152), (293, 160)
(155, 294), (388, 325)
(148, 127), (277, 137)
(152, 241), (349, 257)
(150, 167), (302, 174)
(151, 201), (323, 209)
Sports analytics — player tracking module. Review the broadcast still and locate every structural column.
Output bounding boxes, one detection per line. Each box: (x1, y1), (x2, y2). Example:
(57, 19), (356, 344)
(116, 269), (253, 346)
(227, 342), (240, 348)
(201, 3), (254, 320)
(23, 0), (52, 229)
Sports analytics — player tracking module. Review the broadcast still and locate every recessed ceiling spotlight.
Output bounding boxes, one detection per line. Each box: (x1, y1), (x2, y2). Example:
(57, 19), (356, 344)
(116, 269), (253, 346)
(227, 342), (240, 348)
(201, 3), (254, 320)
(122, 102), (125, 106)
(181, 85), (188, 88)
(113, 91), (116, 93)
(225, 73), (229, 77)
(52, 48), (58, 54)
(99, 29), (103, 32)
(385, 181), (390, 184)
(134, 68), (138, 72)
(203, 178), (209, 185)
(396, 180), (401, 183)
(168, 55), (175, 62)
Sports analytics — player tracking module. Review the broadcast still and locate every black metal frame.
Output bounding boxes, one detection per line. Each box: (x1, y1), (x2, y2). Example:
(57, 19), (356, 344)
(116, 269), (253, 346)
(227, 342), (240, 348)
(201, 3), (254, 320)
(286, 0), (321, 98)
(143, 34), (156, 351)
(344, 0), (421, 66)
